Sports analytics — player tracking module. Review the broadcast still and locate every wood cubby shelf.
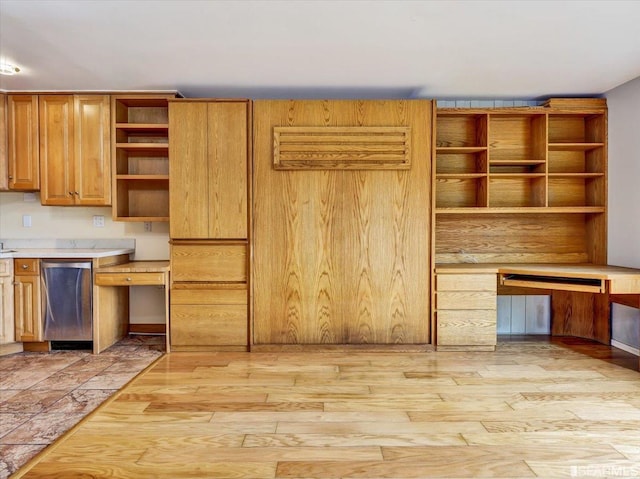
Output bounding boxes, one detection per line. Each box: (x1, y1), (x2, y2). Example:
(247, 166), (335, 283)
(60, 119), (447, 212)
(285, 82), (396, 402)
(111, 94), (176, 222)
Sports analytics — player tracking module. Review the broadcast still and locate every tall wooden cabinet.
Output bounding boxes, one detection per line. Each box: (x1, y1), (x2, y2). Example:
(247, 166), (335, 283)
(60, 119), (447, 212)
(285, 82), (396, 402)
(7, 95), (40, 191)
(39, 94), (111, 206)
(169, 99), (251, 351)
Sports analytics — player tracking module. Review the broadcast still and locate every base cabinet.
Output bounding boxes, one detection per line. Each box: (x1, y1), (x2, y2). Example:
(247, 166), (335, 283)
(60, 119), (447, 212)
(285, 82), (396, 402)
(436, 272), (497, 351)
(14, 259), (42, 342)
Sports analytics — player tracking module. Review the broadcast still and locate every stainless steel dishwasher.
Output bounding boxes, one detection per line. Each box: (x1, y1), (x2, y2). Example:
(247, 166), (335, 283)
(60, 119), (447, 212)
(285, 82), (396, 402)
(41, 260), (93, 342)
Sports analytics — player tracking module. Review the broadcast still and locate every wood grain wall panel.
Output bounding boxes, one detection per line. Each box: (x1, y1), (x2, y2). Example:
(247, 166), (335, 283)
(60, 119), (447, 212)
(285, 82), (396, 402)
(253, 100), (431, 345)
(435, 214), (589, 264)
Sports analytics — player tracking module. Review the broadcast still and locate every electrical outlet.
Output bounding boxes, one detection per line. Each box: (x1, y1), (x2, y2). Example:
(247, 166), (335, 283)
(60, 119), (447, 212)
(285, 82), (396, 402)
(93, 215), (105, 227)
(22, 215), (32, 227)
(144, 222), (152, 232)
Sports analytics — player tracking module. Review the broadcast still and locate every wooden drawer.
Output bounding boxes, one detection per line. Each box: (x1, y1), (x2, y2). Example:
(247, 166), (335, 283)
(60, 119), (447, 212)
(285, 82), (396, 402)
(171, 287), (247, 305)
(171, 303), (248, 347)
(436, 291), (496, 310)
(95, 272), (165, 286)
(0, 259), (11, 276)
(171, 244), (246, 282)
(14, 258), (39, 275)
(437, 310), (496, 346)
(436, 273), (496, 292)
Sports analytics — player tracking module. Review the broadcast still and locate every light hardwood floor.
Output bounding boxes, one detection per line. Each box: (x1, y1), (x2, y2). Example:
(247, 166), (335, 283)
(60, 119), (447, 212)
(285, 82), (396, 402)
(13, 338), (640, 478)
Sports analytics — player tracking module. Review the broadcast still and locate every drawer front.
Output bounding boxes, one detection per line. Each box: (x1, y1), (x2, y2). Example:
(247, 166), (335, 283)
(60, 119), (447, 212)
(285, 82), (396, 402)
(436, 273), (496, 292)
(0, 259), (11, 276)
(14, 258), (39, 275)
(172, 244), (246, 282)
(170, 303), (248, 346)
(437, 310), (497, 346)
(171, 287), (247, 305)
(436, 291), (496, 310)
(95, 272), (165, 286)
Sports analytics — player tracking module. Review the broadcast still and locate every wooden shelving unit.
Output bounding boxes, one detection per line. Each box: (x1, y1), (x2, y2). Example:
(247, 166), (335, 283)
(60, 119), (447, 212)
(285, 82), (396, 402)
(434, 99), (608, 265)
(111, 94), (175, 222)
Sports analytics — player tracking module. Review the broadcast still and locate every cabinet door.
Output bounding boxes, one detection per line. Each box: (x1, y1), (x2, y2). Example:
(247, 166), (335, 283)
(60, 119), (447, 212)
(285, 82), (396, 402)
(169, 102), (209, 238)
(169, 101), (248, 239)
(0, 93), (8, 191)
(39, 95), (75, 205)
(7, 95), (40, 191)
(14, 275), (42, 342)
(0, 276), (15, 344)
(74, 95), (111, 205)
(207, 102), (248, 239)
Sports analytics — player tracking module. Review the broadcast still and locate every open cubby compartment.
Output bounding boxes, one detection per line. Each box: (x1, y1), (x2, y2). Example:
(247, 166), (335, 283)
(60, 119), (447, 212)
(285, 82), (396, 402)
(548, 143), (605, 175)
(489, 114), (546, 164)
(548, 113), (605, 144)
(114, 149), (169, 176)
(548, 176), (605, 208)
(114, 179), (170, 220)
(436, 113), (488, 148)
(436, 176), (487, 208)
(435, 213), (591, 264)
(113, 97), (170, 125)
(488, 176), (546, 208)
(436, 149), (487, 175)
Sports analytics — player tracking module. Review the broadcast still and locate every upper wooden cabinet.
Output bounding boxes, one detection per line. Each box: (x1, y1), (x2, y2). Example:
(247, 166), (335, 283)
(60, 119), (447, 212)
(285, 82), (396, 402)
(39, 95), (111, 206)
(169, 100), (249, 239)
(0, 94), (7, 191)
(112, 95), (173, 222)
(7, 95), (40, 191)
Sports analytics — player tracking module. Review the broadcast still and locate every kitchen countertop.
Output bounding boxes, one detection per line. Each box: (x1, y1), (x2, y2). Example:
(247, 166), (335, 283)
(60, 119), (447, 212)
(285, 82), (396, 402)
(0, 239), (136, 259)
(0, 248), (135, 259)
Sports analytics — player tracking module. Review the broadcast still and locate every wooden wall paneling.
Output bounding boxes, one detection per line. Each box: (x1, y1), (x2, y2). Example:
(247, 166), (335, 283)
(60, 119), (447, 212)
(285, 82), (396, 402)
(253, 100), (431, 345)
(435, 213), (589, 264)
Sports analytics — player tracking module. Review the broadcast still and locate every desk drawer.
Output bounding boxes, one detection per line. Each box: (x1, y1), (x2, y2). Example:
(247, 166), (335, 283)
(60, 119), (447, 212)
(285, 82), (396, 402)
(171, 244), (246, 282)
(95, 272), (165, 286)
(437, 273), (496, 292)
(436, 291), (496, 310)
(437, 310), (496, 346)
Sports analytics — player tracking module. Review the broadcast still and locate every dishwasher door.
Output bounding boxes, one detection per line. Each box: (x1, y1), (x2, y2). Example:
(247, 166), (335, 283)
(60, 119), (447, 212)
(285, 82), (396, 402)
(42, 260), (93, 341)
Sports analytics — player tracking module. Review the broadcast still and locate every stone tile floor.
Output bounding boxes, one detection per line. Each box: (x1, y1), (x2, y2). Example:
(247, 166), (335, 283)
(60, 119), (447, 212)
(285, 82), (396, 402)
(0, 335), (164, 478)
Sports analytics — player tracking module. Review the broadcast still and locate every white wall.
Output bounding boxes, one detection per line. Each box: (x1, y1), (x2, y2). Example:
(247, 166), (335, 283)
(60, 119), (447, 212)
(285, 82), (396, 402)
(0, 192), (169, 324)
(606, 76), (640, 351)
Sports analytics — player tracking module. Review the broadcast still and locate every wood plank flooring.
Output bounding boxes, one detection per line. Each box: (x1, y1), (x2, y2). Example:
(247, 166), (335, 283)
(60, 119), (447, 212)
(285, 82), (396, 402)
(12, 338), (640, 478)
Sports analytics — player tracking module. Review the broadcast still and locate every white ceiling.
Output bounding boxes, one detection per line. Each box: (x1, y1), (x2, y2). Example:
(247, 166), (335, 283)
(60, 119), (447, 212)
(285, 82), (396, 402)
(1, 0), (640, 100)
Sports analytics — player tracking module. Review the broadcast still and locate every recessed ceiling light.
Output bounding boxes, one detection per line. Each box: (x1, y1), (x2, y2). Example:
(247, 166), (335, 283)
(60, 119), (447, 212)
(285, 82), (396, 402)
(0, 62), (21, 75)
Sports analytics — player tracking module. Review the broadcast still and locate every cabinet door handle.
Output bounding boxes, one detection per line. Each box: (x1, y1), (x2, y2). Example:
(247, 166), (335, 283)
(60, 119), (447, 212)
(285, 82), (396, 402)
(74, 191), (79, 195)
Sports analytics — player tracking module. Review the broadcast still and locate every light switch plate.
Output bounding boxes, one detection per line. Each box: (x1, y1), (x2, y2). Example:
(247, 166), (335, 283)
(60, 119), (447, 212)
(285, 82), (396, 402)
(22, 215), (32, 227)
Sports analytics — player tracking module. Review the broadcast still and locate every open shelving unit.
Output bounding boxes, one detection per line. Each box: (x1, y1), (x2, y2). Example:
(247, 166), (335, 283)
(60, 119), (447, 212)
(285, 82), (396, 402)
(111, 94), (176, 222)
(434, 99), (608, 265)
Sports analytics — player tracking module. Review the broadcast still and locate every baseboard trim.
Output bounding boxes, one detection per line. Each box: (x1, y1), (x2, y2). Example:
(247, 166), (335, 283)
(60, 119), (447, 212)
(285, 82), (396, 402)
(611, 339), (640, 357)
(129, 324), (166, 335)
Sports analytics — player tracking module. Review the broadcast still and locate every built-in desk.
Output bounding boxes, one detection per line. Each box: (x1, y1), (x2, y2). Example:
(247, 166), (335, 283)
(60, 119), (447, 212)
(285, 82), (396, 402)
(435, 264), (640, 367)
(95, 261), (170, 352)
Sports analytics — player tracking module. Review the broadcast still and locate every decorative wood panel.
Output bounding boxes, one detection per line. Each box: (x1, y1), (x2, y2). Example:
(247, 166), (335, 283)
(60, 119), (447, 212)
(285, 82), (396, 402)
(253, 100), (432, 345)
(273, 126), (411, 170)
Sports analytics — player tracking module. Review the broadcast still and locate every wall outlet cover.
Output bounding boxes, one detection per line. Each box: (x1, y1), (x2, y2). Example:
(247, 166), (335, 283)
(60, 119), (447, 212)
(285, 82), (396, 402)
(93, 215), (105, 228)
